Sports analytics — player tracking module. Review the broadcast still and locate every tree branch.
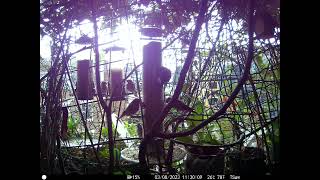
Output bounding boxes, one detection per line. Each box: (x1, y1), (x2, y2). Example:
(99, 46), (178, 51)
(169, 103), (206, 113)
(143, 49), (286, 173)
(172, 115), (279, 148)
(157, 0), (255, 139)
(150, 0), (209, 134)
(138, 0), (209, 168)
(91, 0), (114, 171)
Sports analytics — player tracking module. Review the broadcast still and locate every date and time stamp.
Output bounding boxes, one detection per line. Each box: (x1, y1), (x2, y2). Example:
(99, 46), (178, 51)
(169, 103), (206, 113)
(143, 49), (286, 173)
(127, 174), (241, 180)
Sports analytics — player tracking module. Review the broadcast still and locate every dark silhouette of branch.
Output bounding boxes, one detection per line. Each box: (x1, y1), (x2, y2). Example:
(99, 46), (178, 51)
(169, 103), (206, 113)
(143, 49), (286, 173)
(189, 17), (225, 101)
(151, 0), (209, 134)
(68, 39), (119, 57)
(61, 137), (143, 149)
(40, 40), (119, 83)
(157, 0), (255, 139)
(165, 118), (184, 173)
(138, 0), (209, 168)
(63, 57), (101, 163)
(172, 115), (279, 148)
(161, 32), (185, 52)
(91, 0), (114, 171)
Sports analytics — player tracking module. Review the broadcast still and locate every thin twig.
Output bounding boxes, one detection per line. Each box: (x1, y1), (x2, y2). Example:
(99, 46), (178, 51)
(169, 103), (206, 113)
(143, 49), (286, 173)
(172, 115), (278, 148)
(151, 0), (209, 134)
(91, 0), (114, 170)
(138, 0), (209, 167)
(64, 58), (101, 163)
(157, 0), (255, 139)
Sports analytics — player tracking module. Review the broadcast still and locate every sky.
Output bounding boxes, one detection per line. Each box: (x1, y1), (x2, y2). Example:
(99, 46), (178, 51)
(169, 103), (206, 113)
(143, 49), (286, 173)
(40, 17), (181, 81)
(40, 13), (279, 82)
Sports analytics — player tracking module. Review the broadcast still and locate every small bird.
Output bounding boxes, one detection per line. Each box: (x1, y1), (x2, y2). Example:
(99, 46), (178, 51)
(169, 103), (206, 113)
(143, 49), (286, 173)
(137, 124), (143, 137)
(165, 97), (195, 113)
(159, 66), (171, 84)
(222, 96), (237, 112)
(119, 98), (141, 119)
(101, 81), (108, 95)
(126, 79), (137, 95)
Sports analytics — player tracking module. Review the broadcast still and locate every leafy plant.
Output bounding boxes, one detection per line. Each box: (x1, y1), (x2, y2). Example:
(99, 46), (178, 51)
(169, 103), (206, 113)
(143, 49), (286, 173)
(101, 123), (121, 139)
(124, 121), (138, 137)
(101, 127), (108, 139)
(67, 116), (80, 139)
(99, 146), (122, 166)
(99, 147), (109, 158)
(178, 100), (222, 145)
(176, 136), (194, 144)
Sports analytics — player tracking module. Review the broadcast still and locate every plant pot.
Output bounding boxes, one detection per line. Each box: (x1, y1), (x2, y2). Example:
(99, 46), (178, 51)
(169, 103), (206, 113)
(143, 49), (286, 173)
(120, 145), (186, 165)
(228, 147), (266, 176)
(184, 146), (225, 174)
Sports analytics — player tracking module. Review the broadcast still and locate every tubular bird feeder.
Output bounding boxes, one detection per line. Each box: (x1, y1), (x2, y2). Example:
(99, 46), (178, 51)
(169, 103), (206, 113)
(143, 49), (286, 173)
(76, 60), (94, 100)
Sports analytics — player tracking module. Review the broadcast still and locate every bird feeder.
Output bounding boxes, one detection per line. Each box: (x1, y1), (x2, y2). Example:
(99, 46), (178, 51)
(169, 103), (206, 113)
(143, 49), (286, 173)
(120, 29), (186, 166)
(140, 26), (163, 45)
(254, 11), (277, 39)
(103, 45), (126, 86)
(76, 60), (94, 100)
(143, 41), (164, 136)
(140, 26), (163, 38)
(110, 68), (125, 101)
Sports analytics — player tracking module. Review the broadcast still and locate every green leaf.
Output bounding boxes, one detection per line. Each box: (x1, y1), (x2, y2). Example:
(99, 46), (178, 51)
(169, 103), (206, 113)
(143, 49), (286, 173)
(112, 171), (124, 175)
(102, 127), (108, 138)
(99, 148), (109, 158)
(187, 115), (202, 128)
(113, 148), (121, 161)
(208, 137), (221, 145)
(176, 136), (194, 144)
(256, 53), (264, 68)
(194, 101), (204, 114)
(197, 132), (221, 145)
(124, 121), (137, 137)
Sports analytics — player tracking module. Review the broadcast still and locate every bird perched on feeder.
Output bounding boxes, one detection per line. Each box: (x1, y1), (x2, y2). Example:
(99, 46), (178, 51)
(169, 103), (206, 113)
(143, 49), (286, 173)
(101, 81), (108, 95)
(126, 79), (137, 96)
(119, 98), (142, 119)
(159, 66), (171, 84)
(165, 97), (196, 113)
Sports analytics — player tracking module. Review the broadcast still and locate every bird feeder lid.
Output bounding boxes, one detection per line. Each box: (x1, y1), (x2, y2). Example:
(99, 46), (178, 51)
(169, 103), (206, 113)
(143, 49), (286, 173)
(104, 45), (126, 53)
(75, 34), (93, 45)
(140, 26), (163, 37)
